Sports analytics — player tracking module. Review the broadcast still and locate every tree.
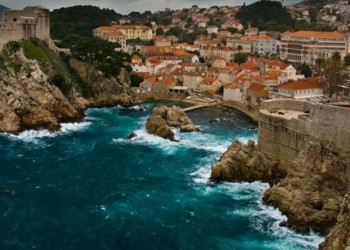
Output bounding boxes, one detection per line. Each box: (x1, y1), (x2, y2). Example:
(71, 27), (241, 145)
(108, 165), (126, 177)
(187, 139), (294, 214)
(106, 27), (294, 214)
(298, 63), (312, 77)
(130, 74), (144, 87)
(315, 52), (348, 97)
(234, 52), (248, 64)
(344, 54), (350, 65)
(156, 28), (164, 36)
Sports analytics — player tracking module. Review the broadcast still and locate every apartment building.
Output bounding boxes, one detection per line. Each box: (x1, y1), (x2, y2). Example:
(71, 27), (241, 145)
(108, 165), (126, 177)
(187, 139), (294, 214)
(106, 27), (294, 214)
(280, 31), (348, 65)
(93, 24), (153, 41)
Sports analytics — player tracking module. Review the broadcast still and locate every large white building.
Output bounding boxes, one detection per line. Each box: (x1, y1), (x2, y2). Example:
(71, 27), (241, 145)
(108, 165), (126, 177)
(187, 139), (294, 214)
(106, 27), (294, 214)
(280, 31), (349, 65)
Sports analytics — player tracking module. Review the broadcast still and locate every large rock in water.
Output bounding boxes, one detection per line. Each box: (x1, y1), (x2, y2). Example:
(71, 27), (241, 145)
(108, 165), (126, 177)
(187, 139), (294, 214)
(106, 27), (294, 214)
(145, 105), (198, 140)
(210, 140), (284, 186)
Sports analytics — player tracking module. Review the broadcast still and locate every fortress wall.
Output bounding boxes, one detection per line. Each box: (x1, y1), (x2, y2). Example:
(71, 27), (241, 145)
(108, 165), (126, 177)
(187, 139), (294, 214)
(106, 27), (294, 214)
(309, 104), (350, 152)
(258, 100), (350, 166)
(260, 99), (311, 113)
(258, 111), (309, 167)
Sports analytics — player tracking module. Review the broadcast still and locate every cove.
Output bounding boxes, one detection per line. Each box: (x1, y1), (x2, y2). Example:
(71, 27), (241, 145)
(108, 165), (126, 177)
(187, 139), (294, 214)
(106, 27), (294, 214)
(0, 103), (323, 249)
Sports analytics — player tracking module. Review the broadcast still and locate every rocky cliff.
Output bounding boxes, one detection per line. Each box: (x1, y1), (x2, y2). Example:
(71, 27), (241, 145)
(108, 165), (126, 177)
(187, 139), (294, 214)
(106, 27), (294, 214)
(70, 59), (136, 108)
(0, 48), (83, 133)
(211, 138), (349, 236)
(211, 140), (285, 185)
(263, 140), (349, 234)
(0, 41), (137, 133)
(320, 193), (350, 250)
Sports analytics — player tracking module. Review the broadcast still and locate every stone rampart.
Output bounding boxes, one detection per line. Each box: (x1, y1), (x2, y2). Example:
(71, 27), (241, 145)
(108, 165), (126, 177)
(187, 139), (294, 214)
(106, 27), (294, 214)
(258, 99), (350, 167)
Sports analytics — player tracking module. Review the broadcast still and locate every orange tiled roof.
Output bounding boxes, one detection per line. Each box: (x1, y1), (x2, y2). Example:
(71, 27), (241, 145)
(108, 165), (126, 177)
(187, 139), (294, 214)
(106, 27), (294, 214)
(161, 78), (175, 85)
(284, 31), (346, 38)
(146, 76), (157, 84)
(173, 49), (191, 57)
(278, 77), (324, 90)
(248, 82), (266, 92)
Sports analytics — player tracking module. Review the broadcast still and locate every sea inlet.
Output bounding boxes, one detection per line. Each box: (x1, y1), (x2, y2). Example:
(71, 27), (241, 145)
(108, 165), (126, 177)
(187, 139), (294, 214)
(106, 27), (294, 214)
(0, 102), (322, 249)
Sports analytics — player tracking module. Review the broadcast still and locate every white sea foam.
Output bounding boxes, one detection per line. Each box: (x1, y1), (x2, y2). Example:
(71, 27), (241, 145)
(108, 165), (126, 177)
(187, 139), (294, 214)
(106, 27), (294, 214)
(4, 121), (91, 142)
(212, 181), (324, 249)
(60, 122), (91, 133)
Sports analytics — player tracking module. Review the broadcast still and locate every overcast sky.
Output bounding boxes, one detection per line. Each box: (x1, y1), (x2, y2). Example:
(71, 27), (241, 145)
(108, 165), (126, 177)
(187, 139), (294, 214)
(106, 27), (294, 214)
(2, 0), (301, 14)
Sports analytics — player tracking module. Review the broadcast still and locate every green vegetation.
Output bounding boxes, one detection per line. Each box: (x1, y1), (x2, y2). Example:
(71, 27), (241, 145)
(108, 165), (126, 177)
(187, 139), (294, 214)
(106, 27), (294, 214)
(50, 6), (123, 40)
(49, 73), (71, 95)
(130, 74), (144, 87)
(236, 0), (295, 32)
(315, 52), (348, 97)
(21, 39), (49, 62)
(298, 63), (312, 78)
(234, 52), (249, 65)
(58, 35), (130, 78)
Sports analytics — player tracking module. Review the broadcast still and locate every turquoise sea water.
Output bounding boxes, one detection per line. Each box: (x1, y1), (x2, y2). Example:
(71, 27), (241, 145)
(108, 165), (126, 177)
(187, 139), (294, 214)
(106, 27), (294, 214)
(0, 103), (322, 249)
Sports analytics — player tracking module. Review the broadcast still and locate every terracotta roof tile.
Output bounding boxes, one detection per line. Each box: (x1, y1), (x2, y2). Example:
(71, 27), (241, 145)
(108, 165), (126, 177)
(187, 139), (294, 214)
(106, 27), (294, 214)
(278, 77), (324, 90)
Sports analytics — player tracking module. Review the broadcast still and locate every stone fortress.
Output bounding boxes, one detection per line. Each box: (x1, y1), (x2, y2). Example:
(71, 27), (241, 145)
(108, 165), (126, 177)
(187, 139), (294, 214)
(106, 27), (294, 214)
(0, 6), (50, 51)
(258, 99), (350, 167)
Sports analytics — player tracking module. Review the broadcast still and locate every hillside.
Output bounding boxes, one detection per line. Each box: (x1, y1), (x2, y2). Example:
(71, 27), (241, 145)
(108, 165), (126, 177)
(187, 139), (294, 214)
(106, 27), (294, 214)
(0, 4), (8, 17)
(50, 5), (123, 40)
(236, 0), (295, 31)
(0, 39), (136, 133)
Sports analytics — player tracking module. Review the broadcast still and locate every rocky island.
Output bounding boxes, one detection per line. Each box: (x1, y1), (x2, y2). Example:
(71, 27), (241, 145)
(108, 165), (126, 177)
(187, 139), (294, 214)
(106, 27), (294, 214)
(145, 105), (199, 141)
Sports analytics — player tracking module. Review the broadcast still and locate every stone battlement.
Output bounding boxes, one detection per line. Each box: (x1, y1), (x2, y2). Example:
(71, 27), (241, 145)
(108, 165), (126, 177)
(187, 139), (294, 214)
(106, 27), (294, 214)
(258, 99), (350, 167)
(0, 6), (50, 51)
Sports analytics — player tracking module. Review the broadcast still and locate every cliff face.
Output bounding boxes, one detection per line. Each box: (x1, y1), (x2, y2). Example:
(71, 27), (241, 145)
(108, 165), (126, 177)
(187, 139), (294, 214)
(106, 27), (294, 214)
(211, 139), (349, 235)
(320, 193), (350, 250)
(263, 140), (349, 234)
(0, 42), (137, 133)
(70, 59), (136, 108)
(0, 49), (83, 133)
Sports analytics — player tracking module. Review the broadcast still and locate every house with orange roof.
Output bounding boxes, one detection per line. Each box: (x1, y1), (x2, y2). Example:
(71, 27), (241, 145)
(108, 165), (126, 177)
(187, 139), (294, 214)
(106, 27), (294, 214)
(131, 55), (143, 64)
(280, 30), (349, 65)
(139, 76), (175, 94)
(183, 72), (205, 89)
(270, 77), (326, 102)
(199, 77), (222, 92)
(246, 83), (269, 105)
(223, 84), (242, 101)
(211, 56), (227, 68)
(154, 36), (172, 46)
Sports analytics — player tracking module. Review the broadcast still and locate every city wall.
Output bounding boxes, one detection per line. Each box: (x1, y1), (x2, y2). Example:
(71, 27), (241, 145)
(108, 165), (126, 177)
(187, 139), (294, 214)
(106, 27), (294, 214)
(258, 100), (350, 167)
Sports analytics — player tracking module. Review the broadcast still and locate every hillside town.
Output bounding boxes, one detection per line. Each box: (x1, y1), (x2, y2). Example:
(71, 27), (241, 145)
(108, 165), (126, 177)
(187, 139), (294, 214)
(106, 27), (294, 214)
(89, 1), (350, 108)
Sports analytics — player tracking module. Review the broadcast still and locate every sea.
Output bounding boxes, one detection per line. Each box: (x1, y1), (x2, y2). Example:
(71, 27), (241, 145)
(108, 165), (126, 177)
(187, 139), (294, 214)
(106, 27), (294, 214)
(0, 102), (323, 250)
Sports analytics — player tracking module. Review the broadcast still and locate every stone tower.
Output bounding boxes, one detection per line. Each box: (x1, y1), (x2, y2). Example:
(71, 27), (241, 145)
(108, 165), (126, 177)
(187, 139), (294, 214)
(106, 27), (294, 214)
(0, 6), (50, 51)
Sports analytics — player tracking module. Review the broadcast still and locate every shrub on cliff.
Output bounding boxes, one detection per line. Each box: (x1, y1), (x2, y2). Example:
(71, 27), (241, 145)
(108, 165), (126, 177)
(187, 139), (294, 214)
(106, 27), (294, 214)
(49, 74), (71, 95)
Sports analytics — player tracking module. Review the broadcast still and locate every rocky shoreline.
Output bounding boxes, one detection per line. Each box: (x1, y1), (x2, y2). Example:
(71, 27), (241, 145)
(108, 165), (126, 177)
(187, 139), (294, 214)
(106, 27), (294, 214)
(0, 48), (138, 134)
(211, 137), (350, 249)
